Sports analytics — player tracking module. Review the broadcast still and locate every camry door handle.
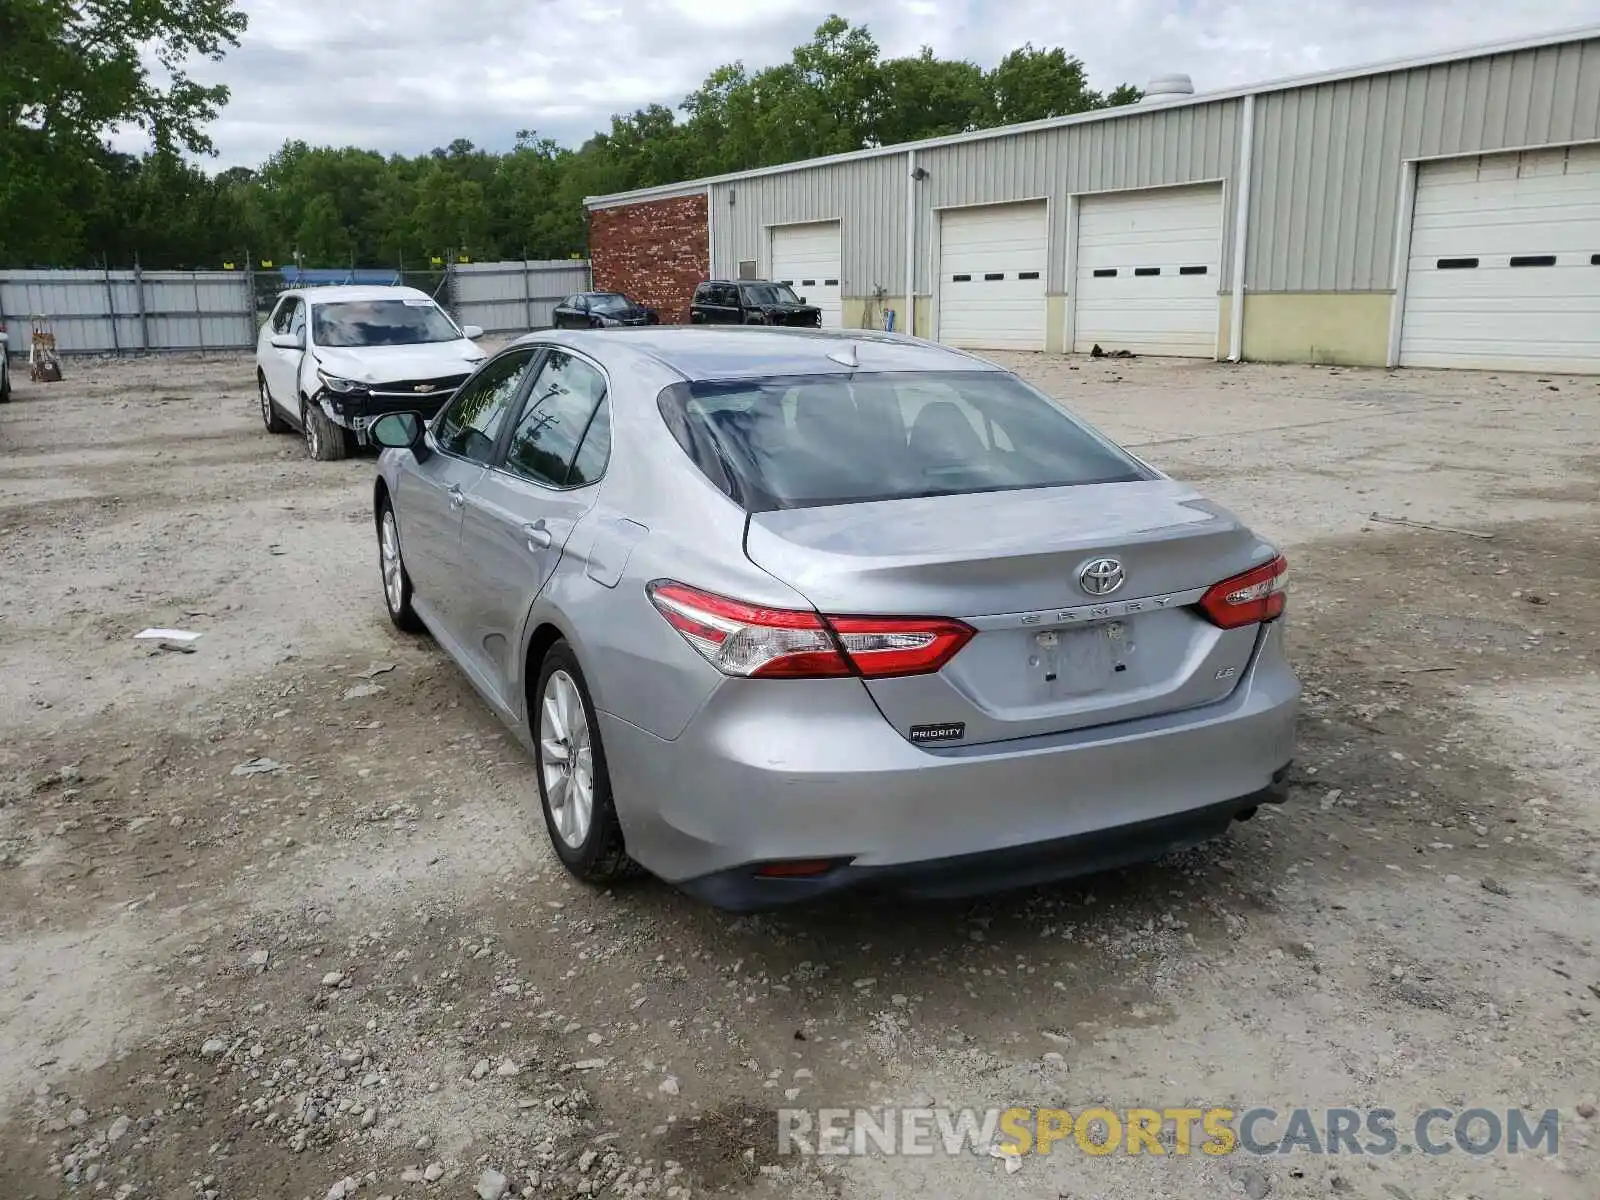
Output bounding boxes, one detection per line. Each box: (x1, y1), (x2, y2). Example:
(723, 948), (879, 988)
(446, 484), (465, 509)
(522, 521), (552, 550)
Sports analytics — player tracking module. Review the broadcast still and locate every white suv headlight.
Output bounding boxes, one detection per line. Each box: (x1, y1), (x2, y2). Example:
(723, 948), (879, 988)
(317, 370), (365, 394)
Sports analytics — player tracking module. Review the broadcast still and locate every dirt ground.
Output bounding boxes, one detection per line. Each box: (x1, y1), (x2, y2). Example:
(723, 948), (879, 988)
(0, 345), (1597, 1200)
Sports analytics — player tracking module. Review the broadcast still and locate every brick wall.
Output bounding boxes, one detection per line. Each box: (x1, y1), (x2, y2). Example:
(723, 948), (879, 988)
(588, 193), (709, 325)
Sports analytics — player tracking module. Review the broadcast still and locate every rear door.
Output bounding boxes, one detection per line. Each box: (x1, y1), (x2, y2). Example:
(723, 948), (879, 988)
(393, 347), (540, 637)
(455, 348), (611, 698)
(731, 373), (1273, 745)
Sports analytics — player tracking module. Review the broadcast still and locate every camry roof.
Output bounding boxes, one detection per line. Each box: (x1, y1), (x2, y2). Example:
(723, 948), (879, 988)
(508, 325), (1003, 382)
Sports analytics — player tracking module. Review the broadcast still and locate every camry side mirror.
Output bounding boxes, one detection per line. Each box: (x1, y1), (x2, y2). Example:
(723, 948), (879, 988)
(270, 331), (303, 351)
(799, 296), (808, 305)
(369, 411), (426, 452)
(461, 324), (484, 340)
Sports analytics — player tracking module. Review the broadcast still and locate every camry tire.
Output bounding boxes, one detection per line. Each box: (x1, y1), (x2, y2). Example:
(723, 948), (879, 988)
(303, 399), (349, 461)
(259, 373), (289, 432)
(533, 642), (638, 884)
(377, 499), (424, 633)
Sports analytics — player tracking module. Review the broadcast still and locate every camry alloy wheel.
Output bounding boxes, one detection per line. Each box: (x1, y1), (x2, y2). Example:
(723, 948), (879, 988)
(540, 669), (594, 849)
(304, 407), (320, 457)
(380, 510), (404, 614)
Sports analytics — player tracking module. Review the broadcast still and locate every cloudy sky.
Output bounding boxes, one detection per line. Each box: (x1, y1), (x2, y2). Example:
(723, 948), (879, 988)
(140, 0), (1600, 168)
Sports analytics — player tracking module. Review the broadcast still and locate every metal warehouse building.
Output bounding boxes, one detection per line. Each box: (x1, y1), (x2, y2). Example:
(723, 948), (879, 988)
(585, 25), (1600, 373)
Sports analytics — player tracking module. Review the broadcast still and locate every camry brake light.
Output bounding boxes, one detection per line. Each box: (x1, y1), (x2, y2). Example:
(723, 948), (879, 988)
(647, 581), (974, 680)
(1198, 555), (1288, 629)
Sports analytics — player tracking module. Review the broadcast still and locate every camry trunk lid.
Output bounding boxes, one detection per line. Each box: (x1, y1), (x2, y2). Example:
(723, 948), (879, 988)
(744, 479), (1275, 746)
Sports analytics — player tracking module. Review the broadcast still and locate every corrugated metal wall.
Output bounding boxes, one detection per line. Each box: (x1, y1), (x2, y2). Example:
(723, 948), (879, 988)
(710, 156), (906, 298)
(0, 269), (253, 354)
(449, 261), (593, 334)
(1248, 38), (1600, 291)
(709, 102), (1242, 296)
(700, 36), (1600, 305)
(915, 101), (1243, 294)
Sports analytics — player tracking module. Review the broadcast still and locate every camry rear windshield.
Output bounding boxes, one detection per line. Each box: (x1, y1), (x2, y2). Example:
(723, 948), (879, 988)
(312, 300), (460, 347)
(657, 370), (1151, 512)
(588, 294), (631, 312)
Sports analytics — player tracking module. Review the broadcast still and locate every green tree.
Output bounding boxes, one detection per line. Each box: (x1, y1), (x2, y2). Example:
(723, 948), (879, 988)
(2, 7), (1141, 269)
(987, 44), (1118, 125)
(296, 194), (349, 265)
(0, 0), (248, 265)
(872, 48), (989, 146)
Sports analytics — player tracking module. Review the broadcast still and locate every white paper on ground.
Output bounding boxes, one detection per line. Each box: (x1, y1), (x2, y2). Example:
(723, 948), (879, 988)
(133, 628), (202, 642)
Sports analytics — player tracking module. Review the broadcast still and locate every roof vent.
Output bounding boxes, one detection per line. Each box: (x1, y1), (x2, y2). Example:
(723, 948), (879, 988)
(1141, 73), (1195, 104)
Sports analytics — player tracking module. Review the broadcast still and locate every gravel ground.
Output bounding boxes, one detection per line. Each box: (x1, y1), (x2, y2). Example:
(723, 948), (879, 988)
(0, 346), (1597, 1200)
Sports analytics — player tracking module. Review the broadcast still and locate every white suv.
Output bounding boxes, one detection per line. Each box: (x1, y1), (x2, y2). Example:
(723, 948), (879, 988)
(256, 285), (485, 460)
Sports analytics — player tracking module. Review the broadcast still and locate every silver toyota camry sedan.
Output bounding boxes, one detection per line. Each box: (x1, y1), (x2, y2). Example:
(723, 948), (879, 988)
(367, 327), (1297, 910)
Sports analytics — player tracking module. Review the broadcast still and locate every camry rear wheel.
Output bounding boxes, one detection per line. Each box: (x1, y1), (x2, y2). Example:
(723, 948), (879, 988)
(534, 642), (637, 884)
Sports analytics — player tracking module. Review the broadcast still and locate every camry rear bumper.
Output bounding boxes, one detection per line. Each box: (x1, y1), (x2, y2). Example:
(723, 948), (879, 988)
(676, 774), (1287, 909)
(600, 622), (1298, 910)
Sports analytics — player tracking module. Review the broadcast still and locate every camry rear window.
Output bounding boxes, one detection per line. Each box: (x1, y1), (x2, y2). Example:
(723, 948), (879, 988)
(657, 370), (1150, 512)
(312, 300), (460, 347)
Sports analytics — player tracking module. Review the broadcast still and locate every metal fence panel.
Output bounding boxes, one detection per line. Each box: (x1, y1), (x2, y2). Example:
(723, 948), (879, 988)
(450, 261), (592, 334)
(0, 268), (253, 355)
(0, 262), (589, 356)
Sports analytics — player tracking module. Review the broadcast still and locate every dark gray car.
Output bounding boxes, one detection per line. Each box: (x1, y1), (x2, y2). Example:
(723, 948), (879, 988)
(368, 327), (1297, 910)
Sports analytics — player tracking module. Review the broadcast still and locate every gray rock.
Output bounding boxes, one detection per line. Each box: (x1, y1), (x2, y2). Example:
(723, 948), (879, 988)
(248, 949), (270, 967)
(495, 1059), (520, 1077)
(423, 1162), (444, 1183)
(200, 1037), (227, 1057)
(400, 1167), (423, 1184)
(471, 1059), (491, 1080)
(326, 1178), (358, 1200)
(1230, 1165), (1270, 1199)
(106, 1114), (132, 1143)
(322, 971), (344, 987)
(475, 1169), (510, 1200)
(231, 757), (286, 776)
(68, 1107), (89, 1126)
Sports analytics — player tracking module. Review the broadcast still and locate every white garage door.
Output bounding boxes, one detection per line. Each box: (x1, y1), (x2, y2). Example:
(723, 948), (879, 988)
(771, 222), (842, 329)
(937, 202), (1047, 351)
(1073, 184), (1223, 357)
(1400, 146), (1600, 372)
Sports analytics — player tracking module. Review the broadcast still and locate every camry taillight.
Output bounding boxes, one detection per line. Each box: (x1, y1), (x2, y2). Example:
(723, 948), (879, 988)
(647, 581), (974, 680)
(1198, 555), (1288, 629)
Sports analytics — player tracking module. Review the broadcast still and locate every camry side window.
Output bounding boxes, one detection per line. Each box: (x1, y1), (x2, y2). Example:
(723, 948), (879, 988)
(434, 349), (538, 464)
(502, 351), (609, 487)
(270, 299), (295, 333)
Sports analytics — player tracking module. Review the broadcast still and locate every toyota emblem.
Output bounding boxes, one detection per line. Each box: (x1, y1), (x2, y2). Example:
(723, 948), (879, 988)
(1078, 557), (1125, 597)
